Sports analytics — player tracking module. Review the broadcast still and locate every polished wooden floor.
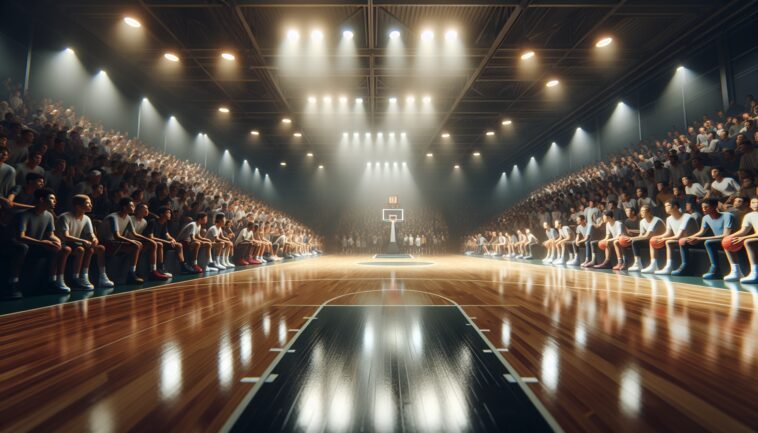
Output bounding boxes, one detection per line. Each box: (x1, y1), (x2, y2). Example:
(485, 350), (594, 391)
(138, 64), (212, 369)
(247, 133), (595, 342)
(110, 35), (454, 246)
(0, 255), (756, 433)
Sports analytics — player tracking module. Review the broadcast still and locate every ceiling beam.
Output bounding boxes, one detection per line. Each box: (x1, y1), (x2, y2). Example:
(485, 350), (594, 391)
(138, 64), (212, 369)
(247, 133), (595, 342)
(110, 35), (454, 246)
(420, 0), (530, 157)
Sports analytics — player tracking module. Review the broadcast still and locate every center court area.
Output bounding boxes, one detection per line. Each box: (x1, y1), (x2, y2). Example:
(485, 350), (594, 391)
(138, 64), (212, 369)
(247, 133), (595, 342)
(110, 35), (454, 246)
(0, 255), (755, 433)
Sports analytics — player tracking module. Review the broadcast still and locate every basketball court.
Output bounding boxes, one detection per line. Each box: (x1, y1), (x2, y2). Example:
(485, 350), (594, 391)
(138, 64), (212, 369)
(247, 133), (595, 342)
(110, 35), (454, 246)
(0, 255), (754, 433)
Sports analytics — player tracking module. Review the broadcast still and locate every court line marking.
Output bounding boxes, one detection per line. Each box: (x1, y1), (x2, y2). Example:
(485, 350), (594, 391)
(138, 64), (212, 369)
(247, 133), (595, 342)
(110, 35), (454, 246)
(220, 288), (563, 433)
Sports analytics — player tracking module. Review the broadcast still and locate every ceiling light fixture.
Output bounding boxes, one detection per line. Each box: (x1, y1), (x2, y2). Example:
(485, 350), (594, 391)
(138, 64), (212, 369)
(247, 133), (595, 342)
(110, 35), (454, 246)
(323, 96), (332, 103)
(486, 131), (495, 136)
(124, 17), (142, 28)
(454, 164), (460, 169)
(339, 96), (347, 103)
(406, 96), (415, 103)
(250, 130), (259, 135)
(280, 162), (287, 166)
(293, 132), (302, 137)
(389, 30), (400, 40)
(595, 37), (613, 48)
(218, 106), (230, 113)
(343, 30), (354, 40)
(318, 165), (324, 169)
(311, 29), (324, 41)
(388, 97), (397, 103)
(221, 52), (235, 61)
(355, 97), (363, 103)
(422, 95), (431, 103)
(546, 79), (560, 88)
(421, 30), (434, 41)
(426, 153), (433, 157)
(445, 29), (458, 41)
(308, 96), (316, 103)
(306, 152), (313, 157)
(473, 152), (481, 156)
(441, 132), (450, 138)
(287, 29), (300, 41)
(282, 118), (292, 124)
(521, 50), (535, 60)
(163, 52), (180, 62)
(502, 119), (513, 126)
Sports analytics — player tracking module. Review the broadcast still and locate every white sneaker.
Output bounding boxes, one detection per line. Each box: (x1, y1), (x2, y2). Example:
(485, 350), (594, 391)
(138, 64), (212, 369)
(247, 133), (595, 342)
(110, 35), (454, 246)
(206, 263), (219, 272)
(215, 262), (227, 270)
(97, 274), (115, 288)
(724, 266), (742, 281)
(225, 260), (235, 268)
(641, 261), (657, 274)
(553, 259), (564, 265)
(627, 261), (641, 272)
(55, 279), (71, 293)
(654, 265), (672, 275)
(76, 276), (95, 290)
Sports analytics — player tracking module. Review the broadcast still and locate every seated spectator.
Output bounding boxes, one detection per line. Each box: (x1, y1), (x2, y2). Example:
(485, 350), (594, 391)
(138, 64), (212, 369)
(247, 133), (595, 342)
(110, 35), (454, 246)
(130, 203), (171, 280)
(643, 200), (698, 274)
(234, 221), (261, 265)
(573, 215), (592, 266)
(205, 213), (235, 270)
(11, 173), (45, 210)
(682, 175), (706, 200)
(176, 212), (213, 273)
(98, 198), (145, 285)
(14, 150), (44, 185)
(542, 222), (558, 264)
(675, 199), (734, 278)
(707, 168), (740, 200)
(6, 188), (70, 298)
(593, 210), (627, 269)
(553, 221), (574, 265)
(56, 194), (114, 289)
(0, 146), (15, 208)
(626, 205), (666, 271)
(723, 197), (758, 282)
(146, 206), (199, 275)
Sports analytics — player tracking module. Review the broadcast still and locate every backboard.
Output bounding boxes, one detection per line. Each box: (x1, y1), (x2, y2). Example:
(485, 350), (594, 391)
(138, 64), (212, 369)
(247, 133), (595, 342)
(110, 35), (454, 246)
(382, 208), (404, 222)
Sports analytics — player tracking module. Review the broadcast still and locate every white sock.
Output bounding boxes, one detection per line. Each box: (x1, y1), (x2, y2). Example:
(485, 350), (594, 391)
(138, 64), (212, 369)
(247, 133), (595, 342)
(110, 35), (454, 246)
(99, 266), (106, 274)
(49, 275), (56, 282)
(57, 274), (65, 283)
(151, 264), (157, 271)
(131, 266), (137, 272)
(73, 273), (80, 279)
(193, 259), (198, 265)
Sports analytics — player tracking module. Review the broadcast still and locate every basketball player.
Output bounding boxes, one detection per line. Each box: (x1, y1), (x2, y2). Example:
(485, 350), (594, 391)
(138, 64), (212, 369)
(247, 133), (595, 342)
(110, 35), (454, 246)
(674, 199), (734, 277)
(642, 200), (698, 274)
(542, 222), (558, 263)
(177, 212), (215, 273)
(625, 205), (665, 272)
(722, 197), (758, 282)
(553, 221), (575, 265)
(593, 210), (627, 269)
(524, 228), (539, 259)
(574, 215), (592, 266)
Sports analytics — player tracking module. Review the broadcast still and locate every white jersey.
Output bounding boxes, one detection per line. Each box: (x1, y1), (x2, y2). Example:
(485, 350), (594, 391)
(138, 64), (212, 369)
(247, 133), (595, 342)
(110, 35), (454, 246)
(235, 228), (254, 246)
(666, 213), (695, 236)
(130, 216), (148, 235)
(206, 225), (223, 240)
(99, 213), (134, 241)
(177, 221), (201, 242)
(741, 212), (758, 233)
(605, 220), (625, 238)
(639, 217), (665, 236)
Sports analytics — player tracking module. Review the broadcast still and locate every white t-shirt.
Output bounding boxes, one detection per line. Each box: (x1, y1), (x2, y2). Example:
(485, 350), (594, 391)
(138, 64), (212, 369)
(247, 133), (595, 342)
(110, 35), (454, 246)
(639, 217), (664, 236)
(605, 220), (625, 238)
(57, 212), (94, 239)
(99, 213), (134, 241)
(177, 221), (201, 242)
(666, 213), (695, 236)
(684, 183), (707, 198)
(740, 212), (758, 233)
(130, 216), (148, 235)
(206, 225), (223, 240)
(235, 228), (254, 246)
(560, 226), (574, 238)
(711, 177), (740, 196)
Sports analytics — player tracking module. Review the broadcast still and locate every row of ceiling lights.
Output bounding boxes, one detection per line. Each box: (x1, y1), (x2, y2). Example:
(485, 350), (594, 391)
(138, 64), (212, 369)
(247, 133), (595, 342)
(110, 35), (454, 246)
(286, 27), (459, 42)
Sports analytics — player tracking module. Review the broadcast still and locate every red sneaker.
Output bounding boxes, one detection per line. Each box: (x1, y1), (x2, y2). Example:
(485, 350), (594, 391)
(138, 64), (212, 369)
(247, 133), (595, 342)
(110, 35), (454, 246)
(250, 259), (263, 265)
(238, 258), (250, 266)
(192, 264), (203, 273)
(149, 270), (170, 281)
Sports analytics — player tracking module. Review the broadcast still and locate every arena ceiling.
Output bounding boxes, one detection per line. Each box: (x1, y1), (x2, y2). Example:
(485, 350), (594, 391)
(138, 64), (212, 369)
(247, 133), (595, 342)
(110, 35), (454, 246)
(12, 0), (757, 171)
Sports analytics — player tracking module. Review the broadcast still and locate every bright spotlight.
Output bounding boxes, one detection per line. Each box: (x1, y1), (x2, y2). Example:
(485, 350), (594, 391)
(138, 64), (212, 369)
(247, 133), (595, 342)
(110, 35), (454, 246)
(323, 96), (332, 103)
(293, 132), (302, 137)
(441, 132), (450, 138)
(221, 52), (235, 61)
(311, 29), (324, 41)
(426, 153), (433, 157)
(250, 130), (260, 135)
(595, 37), (613, 48)
(282, 118), (292, 124)
(367, 162), (371, 167)
(388, 97), (397, 104)
(99, 69), (107, 76)
(454, 164), (460, 169)
(287, 29), (300, 41)
(422, 95), (431, 103)
(142, 97), (148, 102)
(339, 96), (347, 103)
(485, 131), (495, 136)
(400, 132), (406, 137)
(389, 30), (400, 40)
(445, 29), (458, 41)
(677, 65), (685, 71)
(473, 152), (481, 156)
(308, 96), (317, 103)
(343, 30), (354, 40)
(355, 97), (363, 104)
(421, 30), (434, 41)
(123, 16), (142, 28)
(502, 119), (513, 126)
(343, 132), (348, 136)
(546, 79), (560, 88)
(64, 47), (75, 54)
(306, 152), (313, 157)
(406, 96), (415, 103)
(164, 52), (180, 62)
(218, 106), (230, 113)
(280, 162), (287, 166)
(521, 50), (535, 60)
(402, 162), (407, 166)
(318, 165), (324, 169)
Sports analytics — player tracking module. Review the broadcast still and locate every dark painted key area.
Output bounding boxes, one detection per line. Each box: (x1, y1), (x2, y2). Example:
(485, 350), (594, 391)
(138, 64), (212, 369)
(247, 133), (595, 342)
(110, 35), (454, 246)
(231, 305), (555, 433)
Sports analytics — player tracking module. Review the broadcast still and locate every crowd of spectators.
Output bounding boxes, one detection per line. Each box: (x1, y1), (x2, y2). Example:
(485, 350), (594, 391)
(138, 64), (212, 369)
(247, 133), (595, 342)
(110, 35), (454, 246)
(466, 95), (758, 282)
(0, 80), (322, 299)
(334, 206), (449, 255)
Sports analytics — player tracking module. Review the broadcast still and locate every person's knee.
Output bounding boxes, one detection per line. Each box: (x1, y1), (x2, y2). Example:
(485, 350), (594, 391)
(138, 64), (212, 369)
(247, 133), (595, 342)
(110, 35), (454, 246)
(74, 246), (85, 255)
(61, 245), (72, 255)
